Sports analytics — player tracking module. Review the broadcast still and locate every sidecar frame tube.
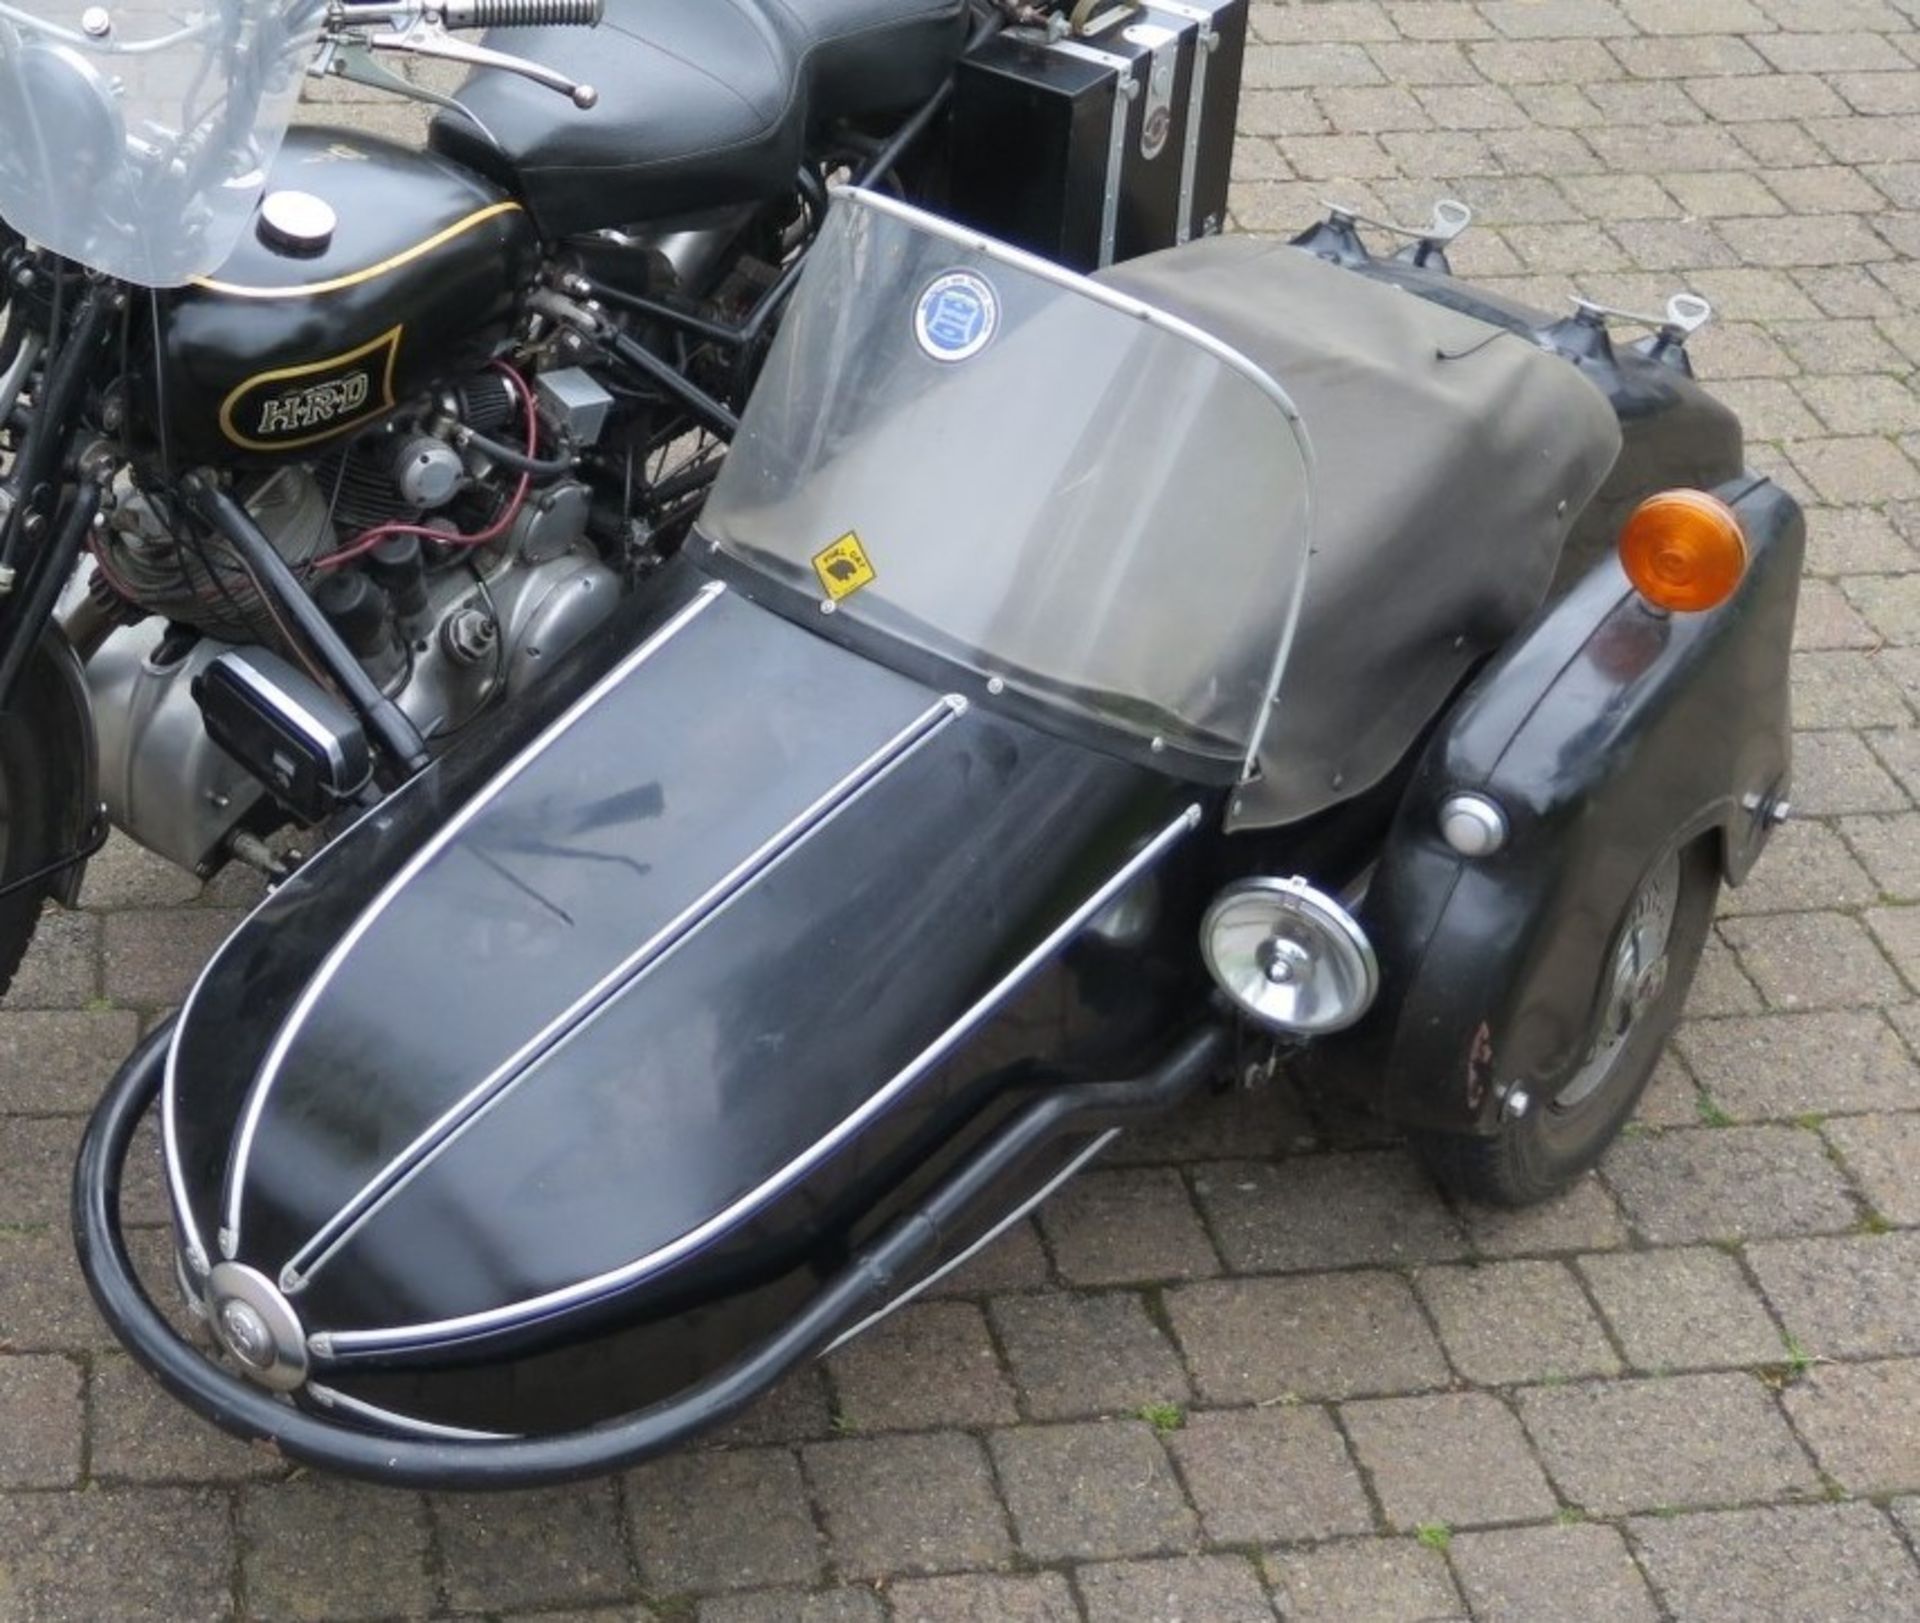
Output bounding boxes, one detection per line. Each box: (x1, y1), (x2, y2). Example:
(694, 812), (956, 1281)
(76, 1019), (1227, 1490)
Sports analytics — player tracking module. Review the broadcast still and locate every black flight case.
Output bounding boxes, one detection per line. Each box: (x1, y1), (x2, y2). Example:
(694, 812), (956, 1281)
(947, 1), (1250, 273)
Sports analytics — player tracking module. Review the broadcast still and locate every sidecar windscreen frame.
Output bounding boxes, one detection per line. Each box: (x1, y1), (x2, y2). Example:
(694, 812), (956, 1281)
(0, 0), (324, 286)
(700, 189), (1315, 780)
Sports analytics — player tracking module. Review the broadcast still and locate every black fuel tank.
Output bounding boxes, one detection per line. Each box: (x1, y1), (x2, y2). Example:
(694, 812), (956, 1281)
(148, 127), (540, 465)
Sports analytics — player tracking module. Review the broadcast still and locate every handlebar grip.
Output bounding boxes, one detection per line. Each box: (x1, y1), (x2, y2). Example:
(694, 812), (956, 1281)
(441, 0), (603, 29)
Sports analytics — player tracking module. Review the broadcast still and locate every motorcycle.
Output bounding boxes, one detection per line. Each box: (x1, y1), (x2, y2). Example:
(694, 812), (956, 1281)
(72, 171), (1803, 1485)
(2, 0), (1147, 989)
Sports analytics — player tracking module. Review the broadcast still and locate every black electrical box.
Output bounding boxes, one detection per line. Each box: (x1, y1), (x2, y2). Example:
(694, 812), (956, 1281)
(194, 649), (372, 825)
(948, 2), (1248, 272)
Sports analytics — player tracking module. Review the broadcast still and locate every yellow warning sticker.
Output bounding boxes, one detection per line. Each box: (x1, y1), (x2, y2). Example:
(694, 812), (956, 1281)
(812, 532), (877, 601)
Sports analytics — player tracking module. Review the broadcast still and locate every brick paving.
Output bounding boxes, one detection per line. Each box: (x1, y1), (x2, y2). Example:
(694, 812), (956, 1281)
(4, 0), (1920, 1616)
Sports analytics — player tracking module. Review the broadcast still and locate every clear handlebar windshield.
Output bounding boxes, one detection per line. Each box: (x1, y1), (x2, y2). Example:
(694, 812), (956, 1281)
(0, 0), (324, 286)
(702, 191), (1314, 771)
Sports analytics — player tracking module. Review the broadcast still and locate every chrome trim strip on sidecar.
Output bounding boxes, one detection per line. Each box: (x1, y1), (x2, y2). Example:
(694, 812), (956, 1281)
(216, 580), (729, 1257)
(285, 691), (971, 1298)
(306, 1383), (517, 1442)
(820, 1130), (1120, 1356)
(838, 188), (1318, 790)
(308, 803), (1202, 1357)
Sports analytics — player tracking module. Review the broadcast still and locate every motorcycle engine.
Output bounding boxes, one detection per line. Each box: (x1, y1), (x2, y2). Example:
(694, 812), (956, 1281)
(86, 368), (623, 873)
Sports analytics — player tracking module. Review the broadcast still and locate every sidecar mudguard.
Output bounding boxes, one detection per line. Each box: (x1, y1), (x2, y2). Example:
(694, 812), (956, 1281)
(1316, 474), (1802, 1136)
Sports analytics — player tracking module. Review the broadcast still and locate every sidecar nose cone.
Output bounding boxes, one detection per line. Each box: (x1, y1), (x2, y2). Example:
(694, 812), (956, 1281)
(207, 1263), (309, 1392)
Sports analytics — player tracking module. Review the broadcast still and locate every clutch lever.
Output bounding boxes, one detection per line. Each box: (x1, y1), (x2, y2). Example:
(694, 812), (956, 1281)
(317, 0), (603, 111)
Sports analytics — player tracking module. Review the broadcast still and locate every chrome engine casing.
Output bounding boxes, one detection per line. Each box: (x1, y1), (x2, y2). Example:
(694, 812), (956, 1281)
(87, 468), (621, 873)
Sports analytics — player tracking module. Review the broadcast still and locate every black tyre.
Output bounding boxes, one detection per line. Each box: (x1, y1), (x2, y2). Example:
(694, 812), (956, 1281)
(1413, 839), (1721, 1207)
(0, 651), (81, 1002)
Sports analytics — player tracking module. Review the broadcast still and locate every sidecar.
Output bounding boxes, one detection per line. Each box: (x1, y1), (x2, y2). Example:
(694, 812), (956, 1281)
(76, 191), (1801, 1487)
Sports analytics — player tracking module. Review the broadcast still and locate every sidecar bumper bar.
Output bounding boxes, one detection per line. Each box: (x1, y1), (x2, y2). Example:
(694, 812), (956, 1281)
(75, 1020), (1228, 1490)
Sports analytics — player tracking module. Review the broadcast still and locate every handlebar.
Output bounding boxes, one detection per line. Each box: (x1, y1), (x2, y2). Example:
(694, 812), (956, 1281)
(440, 0), (604, 29)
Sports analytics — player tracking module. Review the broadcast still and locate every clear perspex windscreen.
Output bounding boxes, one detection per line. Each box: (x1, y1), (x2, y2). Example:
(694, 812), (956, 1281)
(0, 0), (323, 286)
(702, 191), (1314, 771)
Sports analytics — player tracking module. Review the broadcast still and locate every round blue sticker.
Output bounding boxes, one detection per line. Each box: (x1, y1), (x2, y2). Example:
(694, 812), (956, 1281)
(914, 270), (1000, 363)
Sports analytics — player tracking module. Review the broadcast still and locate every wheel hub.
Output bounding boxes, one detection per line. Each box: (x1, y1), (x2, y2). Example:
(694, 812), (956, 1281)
(1556, 854), (1681, 1112)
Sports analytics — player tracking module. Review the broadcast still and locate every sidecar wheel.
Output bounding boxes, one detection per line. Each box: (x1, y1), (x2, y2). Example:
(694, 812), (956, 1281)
(1412, 840), (1721, 1208)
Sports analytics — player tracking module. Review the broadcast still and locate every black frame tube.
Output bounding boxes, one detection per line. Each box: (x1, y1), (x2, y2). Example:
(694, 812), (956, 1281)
(0, 475), (99, 710)
(74, 1021), (1225, 1489)
(181, 477), (430, 776)
(605, 330), (740, 439)
(0, 286), (114, 577)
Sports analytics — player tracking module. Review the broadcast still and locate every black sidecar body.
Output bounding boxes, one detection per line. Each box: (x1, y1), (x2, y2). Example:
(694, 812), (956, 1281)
(78, 192), (1801, 1487)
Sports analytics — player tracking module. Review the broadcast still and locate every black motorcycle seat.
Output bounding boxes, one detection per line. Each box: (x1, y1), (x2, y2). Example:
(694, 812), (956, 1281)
(429, 0), (968, 240)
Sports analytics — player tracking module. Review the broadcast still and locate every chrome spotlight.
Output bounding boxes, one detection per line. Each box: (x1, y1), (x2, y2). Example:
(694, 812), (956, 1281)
(1200, 877), (1379, 1036)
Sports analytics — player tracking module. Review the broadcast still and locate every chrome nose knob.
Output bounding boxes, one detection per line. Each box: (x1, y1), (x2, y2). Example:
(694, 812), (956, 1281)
(208, 1262), (309, 1392)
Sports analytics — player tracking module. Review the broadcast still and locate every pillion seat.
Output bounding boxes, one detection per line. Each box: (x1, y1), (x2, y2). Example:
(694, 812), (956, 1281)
(429, 0), (968, 240)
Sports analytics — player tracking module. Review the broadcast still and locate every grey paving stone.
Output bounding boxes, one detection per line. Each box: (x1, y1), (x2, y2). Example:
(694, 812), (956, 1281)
(4, 908), (100, 1010)
(1687, 935), (1763, 1017)
(434, 1483), (633, 1612)
(925, 1217), (1052, 1297)
(0, 1115), (86, 1226)
(102, 908), (247, 1008)
(0, 1224), (129, 1351)
(826, 1301), (1016, 1431)
(1847, 574), (1920, 648)
(1825, 1111), (1920, 1224)
(708, 1367), (834, 1448)
(1628, 1503), (1920, 1622)
(1638, 1051), (1707, 1129)
(1781, 1358), (1920, 1495)
(1603, 1125), (1859, 1242)
(1676, 1010), (1918, 1121)
(1167, 1273), (1450, 1404)
(1783, 733), (1915, 819)
(1105, 1077), (1313, 1166)
(89, 1353), (282, 1483)
(1037, 1168), (1220, 1286)
(1190, 1153), (1468, 1273)
(1264, 1538), (1462, 1623)
(991, 1419), (1197, 1563)
(0, 1355), (82, 1488)
(1866, 903), (1920, 992)
(1793, 580), (1883, 651)
(76, 835), (204, 910)
(1721, 909), (1909, 1007)
(629, 1447), (821, 1592)
(1415, 1260), (1620, 1384)
(0, 1486), (234, 1622)
(804, 1433), (1010, 1580)
(1342, 1391), (1557, 1529)
(1578, 1247), (1786, 1372)
(1461, 1175), (1631, 1257)
(1166, 1407), (1372, 1544)
(1518, 1373), (1818, 1514)
(241, 1478), (436, 1621)
(1748, 1232), (1920, 1357)
(988, 1291), (1189, 1421)
(1839, 811), (1920, 901)
(1076, 1553), (1275, 1623)
(882, 1573), (1074, 1623)
(699, 1592), (881, 1623)
(1450, 1522), (1658, 1623)
(0, 1008), (142, 1113)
